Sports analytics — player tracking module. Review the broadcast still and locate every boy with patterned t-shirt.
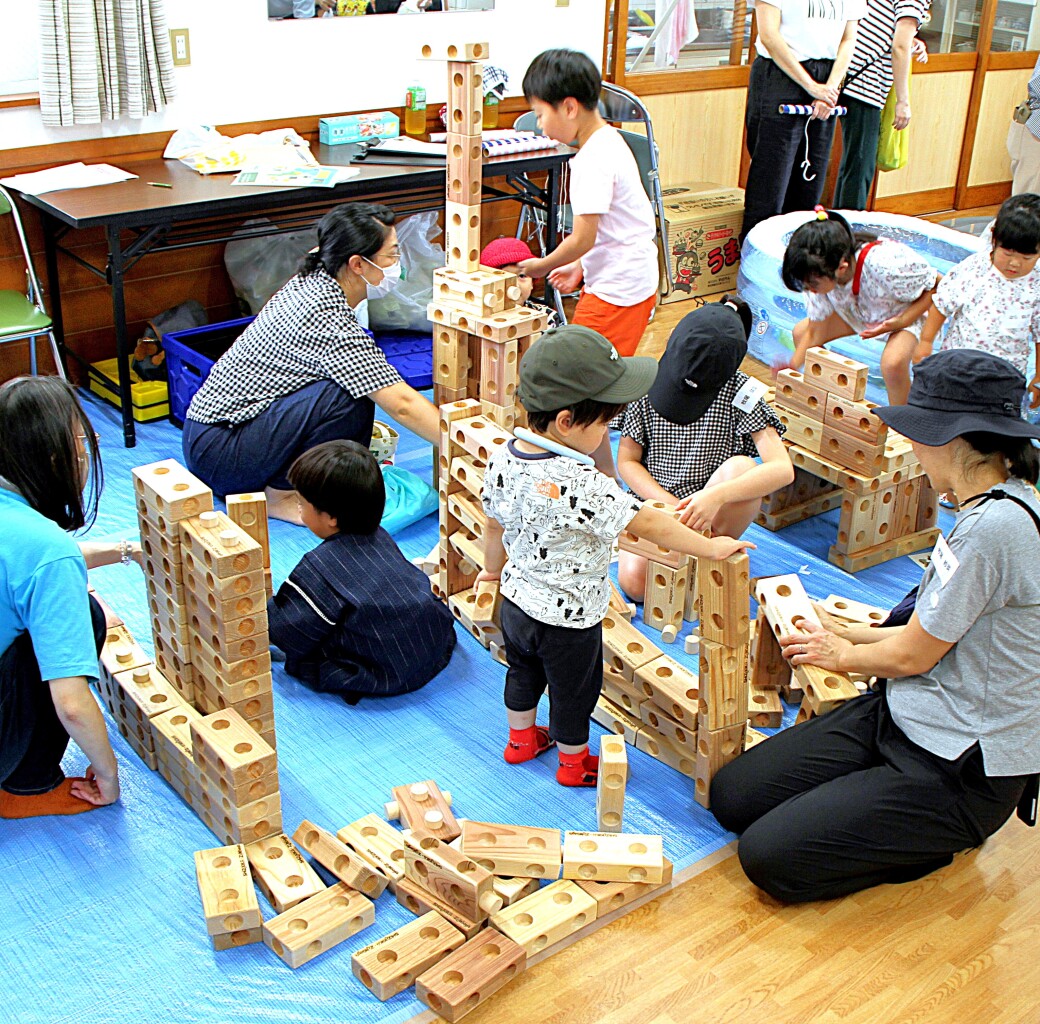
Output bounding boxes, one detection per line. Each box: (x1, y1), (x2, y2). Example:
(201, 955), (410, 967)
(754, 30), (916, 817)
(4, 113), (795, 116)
(479, 326), (753, 786)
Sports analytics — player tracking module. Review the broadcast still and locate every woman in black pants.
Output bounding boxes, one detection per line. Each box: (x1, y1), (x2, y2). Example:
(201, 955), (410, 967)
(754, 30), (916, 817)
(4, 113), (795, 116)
(0, 378), (139, 818)
(711, 350), (1040, 902)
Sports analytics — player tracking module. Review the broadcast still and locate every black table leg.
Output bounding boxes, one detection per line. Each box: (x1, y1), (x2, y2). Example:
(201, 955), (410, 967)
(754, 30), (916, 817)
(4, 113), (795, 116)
(107, 224), (136, 448)
(544, 161), (561, 307)
(41, 215), (68, 376)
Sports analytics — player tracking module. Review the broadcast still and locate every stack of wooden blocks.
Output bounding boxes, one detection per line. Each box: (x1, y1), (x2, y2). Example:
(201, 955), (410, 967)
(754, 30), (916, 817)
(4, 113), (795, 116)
(768, 347), (940, 571)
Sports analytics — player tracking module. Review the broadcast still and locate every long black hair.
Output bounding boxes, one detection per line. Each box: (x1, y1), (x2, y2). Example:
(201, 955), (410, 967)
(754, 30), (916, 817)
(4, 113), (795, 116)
(961, 431), (1040, 485)
(0, 376), (102, 530)
(782, 211), (878, 292)
(299, 202), (396, 279)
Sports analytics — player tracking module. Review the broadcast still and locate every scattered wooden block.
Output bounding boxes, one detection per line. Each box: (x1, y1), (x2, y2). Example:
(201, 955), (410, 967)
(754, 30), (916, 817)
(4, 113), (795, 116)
(460, 820), (561, 880)
(492, 875), (539, 907)
(803, 347), (868, 401)
(337, 814), (406, 884)
(386, 780), (460, 842)
(263, 882), (374, 969)
(404, 829), (503, 920)
(394, 876), (484, 939)
(211, 927), (264, 951)
(194, 843), (263, 938)
(562, 831), (665, 884)
(596, 734), (627, 832)
(293, 820), (390, 899)
(246, 833), (326, 913)
(490, 879), (598, 956)
(574, 857), (674, 915)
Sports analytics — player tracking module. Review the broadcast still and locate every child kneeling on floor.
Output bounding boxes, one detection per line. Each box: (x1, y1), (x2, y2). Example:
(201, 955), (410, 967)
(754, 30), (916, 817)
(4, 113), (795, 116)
(479, 325), (754, 786)
(268, 440), (456, 703)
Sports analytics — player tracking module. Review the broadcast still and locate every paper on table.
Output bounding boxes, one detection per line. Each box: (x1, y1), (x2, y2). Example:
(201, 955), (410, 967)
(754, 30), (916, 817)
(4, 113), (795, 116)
(0, 162), (137, 196)
(231, 165), (360, 188)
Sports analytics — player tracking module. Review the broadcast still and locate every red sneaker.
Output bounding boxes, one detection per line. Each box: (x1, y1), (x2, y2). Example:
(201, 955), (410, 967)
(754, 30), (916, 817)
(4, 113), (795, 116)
(503, 725), (555, 764)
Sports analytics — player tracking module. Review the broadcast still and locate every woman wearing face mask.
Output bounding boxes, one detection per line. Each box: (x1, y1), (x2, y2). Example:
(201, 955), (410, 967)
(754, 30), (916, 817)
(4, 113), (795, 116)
(183, 202), (440, 523)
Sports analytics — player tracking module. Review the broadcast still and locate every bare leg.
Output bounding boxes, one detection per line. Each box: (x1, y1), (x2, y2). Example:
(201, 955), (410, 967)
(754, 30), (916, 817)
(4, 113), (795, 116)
(507, 708), (537, 730)
(790, 312), (854, 369)
(617, 550), (649, 601)
(705, 456), (761, 539)
(880, 329), (918, 406)
(264, 486), (304, 526)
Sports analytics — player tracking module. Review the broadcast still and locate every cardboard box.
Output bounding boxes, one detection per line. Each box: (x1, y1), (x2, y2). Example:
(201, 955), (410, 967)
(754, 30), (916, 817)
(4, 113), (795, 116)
(660, 182), (745, 303)
(319, 111), (400, 146)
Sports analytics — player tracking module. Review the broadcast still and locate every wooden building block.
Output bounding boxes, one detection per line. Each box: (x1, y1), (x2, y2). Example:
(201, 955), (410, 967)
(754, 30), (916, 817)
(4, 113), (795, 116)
(749, 606), (789, 692)
(445, 202), (481, 272)
(190, 709), (277, 792)
(747, 681), (784, 728)
(459, 306), (549, 343)
(447, 61), (484, 134)
(419, 40), (489, 61)
(836, 491), (883, 554)
(185, 589), (268, 642)
(460, 820), (561, 880)
(186, 584), (267, 628)
(490, 879), (598, 956)
(574, 857), (674, 915)
(151, 703), (202, 766)
(113, 664), (185, 722)
(194, 843), (263, 936)
(394, 876), (483, 939)
(601, 612), (663, 682)
(562, 831), (665, 884)
(821, 594), (887, 626)
(777, 407), (824, 453)
(225, 492), (271, 575)
(592, 696), (644, 745)
(182, 546), (265, 603)
(633, 656), (698, 726)
(754, 573), (819, 641)
(386, 780), (460, 842)
(803, 347), (868, 401)
(433, 267), (514, 315)
(479, 400), (516, 431)
(246, 833), (326, 913)
(352, 911), (466, 1001)
(471, 579), (500, 625)
(479, 337), (518, 406)
(916, 479), (939, 532)
(828, 526), (940, 573)
(195, 777), (282, 832)
(404, 829), (503, 919)
(788, 444), (923, 497)
(434, 324), (471, 388)
(492, 875), (539, 907)
(744, 726), (769, 752)
(891, 477), (922, 536)
(596, 734), (628, 832)
(693, 722), (746, 809)
(293, 820), (389, 899)
(608, 580), (635, 622)
(795, 664), (863, 712)
(190, 633), (272, 690)
(146, 577), (188, 625)
(643, 559), (690, 640)
(138, 515), (183, 565)
(132, 459), (213, 524)
(600, 664), (646, 718)
(824, 392), (887, 445)
(694, 551), (750, 647)
(448, 414), (511, 464)
(152, 638), (193, 701)
(820, 424), (885, 475)
(638, 702), (696, 756)
(754, 487), (843, 532)
(180, 511), (263, 579)
(434, 384), (470, 409)
(617, 502), (691, 569)
(211, 927), (263, 951)
(635, 730), (696, 777)
(263, 882), (374, 969)
(415, 928), (527, 1021)
(774, 368), (828, 419)
(446, 135), (483, 205)
(697, 638), (750, 730)
(337, 814), (406, 883)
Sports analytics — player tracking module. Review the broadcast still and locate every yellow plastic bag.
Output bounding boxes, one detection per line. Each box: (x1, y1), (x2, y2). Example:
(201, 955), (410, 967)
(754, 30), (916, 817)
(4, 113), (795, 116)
(877, 88), (909, 172)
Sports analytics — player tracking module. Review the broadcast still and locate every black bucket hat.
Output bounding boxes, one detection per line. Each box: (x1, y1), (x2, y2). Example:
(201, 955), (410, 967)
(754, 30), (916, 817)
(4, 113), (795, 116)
(874, 349), (1040, 445)
(647, 303), (748, 425)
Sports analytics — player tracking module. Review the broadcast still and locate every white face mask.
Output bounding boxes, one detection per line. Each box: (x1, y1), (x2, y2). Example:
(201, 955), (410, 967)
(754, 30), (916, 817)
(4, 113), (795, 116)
(362, 256), (402, 300)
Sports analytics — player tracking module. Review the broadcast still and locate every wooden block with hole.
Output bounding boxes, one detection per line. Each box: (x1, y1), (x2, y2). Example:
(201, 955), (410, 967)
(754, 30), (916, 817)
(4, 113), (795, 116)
(596, 734), (628, 832)
(471, 579), (500, 625)
(448, 60), (484, 133)
(744, 726), (769, 751)
(386, 780), (460, 842)
(395, 877), (484, 939)
(352, 911), (466, 1001)
(777, 407), (824, 453)
(774, 369), (828, 419)
(448, 454), (485, 500)
(820, 423), (885, 475)
(492, 875), (539, 907)
(263, 882), (374, 969)
(448, 414), (511, 465)
(460, 821), (561, 880)
(754, 574), (819, 641)
(404, 829), (503, 920)
(803, 347), (868, 401)
(152, 703), (202, 767)
(638, 702), (697, 756)
(434, 324), (471, 388)
(574, 856), (674, 915)
(138, 515), (183, 567)
(821, 594), (887, 626)
(478, 400), (516, 431)
(446, 135), (483, 206)
(190, 634), (272, 692)
(337, 814), (406, 884)
(225, 493), (271, 593)
(562, 831), (665, 885)
(246, 832), (326, 913)
(132, 459), (213, 524)
(194, 774), (281, 831)
(693, 722), (746, 809)
(433, 267), (514, 315)
(695, 552), (750, 648)
(608, 581), (635, 622)
(754, 487), (843, 532)
(113, 664), (185, 724)
(635, 730), (696, 777)
(824, 393), (887, 445)
(697, 638), (750, 730)
(293, 820), (389, 899)
(600, 663), (646, 718)
(795, 664), (862, 713)
(479, 337), (518, 406)
(633, 656), (698, 726)
(194, 843), (263, 941)
(415, 926), (527, 1022)
(747, 680), (783, 727)
(601, 612), (662, 682)
(180, 512), (263, 579)
(490, 879), (598, 956)
(592, 696), (644, 745)
(643, 559), (690, 643)
(183, 546), (265, 603)
(419, 40), (489, 61)
(190, 709), (276, 792)
(99, 624), (152, 686)
(460, 306), (549, 343)
(617, 502), (691, 570)
(445, 201), (482, 272)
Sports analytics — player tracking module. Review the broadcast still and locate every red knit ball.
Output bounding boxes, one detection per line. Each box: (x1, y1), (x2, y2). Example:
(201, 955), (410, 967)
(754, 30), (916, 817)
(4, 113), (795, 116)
(479, 237), (535, 269)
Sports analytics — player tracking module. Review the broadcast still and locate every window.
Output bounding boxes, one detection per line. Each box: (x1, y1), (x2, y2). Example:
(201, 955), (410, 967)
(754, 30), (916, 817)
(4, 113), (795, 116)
(621, 0), (753, 74)
(0, 3), (38, 95)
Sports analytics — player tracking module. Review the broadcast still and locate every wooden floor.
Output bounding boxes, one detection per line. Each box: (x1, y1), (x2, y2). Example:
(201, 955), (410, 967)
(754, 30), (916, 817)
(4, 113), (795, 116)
(411, 287), (1038, 1024)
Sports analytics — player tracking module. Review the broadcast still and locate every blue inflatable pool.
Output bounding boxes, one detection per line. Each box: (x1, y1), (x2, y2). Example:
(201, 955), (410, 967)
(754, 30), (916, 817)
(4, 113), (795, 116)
(738, 211), (982, 404)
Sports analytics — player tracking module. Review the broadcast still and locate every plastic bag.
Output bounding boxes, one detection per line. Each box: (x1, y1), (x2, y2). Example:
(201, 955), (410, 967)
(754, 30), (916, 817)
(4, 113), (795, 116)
(877, 88), (910, 173)
(367, 211), (444, 330)
(380, 465), (438, 535)
(224, 218), (318, 315)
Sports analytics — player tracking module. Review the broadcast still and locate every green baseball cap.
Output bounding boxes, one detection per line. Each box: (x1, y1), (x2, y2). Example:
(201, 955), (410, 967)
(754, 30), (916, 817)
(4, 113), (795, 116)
(518, 325), (658, 413)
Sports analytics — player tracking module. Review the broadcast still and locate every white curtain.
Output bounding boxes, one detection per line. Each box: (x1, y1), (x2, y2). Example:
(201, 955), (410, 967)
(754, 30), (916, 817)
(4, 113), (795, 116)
(39, 0), (177, 126)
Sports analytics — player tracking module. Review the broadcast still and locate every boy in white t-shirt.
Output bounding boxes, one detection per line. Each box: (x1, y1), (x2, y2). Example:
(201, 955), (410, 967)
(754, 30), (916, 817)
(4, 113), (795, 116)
(479, 326), (753, 786)
(517, 49), (660, 359)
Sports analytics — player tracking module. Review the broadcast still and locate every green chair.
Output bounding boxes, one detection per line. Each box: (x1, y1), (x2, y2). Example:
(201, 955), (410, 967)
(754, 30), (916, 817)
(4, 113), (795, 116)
(0, 185), (64, 379)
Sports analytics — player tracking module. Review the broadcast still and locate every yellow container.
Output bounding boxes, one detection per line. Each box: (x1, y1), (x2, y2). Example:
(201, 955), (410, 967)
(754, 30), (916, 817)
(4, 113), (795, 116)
(89, 358), (170, 422)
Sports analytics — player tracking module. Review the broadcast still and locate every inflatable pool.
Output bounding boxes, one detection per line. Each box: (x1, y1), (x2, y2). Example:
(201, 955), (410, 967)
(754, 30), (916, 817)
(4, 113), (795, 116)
(738, 210), (982, 404)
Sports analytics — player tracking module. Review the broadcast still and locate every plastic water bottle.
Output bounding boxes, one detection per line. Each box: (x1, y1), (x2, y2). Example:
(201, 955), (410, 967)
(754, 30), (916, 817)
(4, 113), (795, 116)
(405, 82), (427, 136)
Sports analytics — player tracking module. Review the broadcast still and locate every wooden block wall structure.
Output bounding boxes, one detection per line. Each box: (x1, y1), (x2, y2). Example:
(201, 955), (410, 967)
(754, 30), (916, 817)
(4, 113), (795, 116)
(771, 356), (940, 571)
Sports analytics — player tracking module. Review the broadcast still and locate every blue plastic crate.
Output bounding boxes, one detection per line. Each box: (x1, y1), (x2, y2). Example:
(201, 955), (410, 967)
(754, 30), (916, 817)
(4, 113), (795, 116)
(374, 328), (432, 390)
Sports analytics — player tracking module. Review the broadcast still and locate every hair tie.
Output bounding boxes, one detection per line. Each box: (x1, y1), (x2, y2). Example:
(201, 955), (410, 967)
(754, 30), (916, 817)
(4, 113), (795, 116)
(814, 205), (828, 221)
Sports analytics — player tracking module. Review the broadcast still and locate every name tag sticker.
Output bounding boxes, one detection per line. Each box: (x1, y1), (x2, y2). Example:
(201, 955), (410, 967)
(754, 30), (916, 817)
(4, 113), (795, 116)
(932, 533), (959, 587)
(732, 377), (768, 413)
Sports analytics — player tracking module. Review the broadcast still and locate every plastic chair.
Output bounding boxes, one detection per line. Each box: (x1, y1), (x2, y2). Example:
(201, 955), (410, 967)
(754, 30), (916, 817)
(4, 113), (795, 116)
(0, 185), (64, 379)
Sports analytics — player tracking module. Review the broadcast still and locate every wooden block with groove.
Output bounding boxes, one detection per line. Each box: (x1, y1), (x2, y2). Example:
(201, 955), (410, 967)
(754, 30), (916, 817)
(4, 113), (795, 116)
(562, 831), (665, 884)
(263, 882), (374, 969)
(445, 201), (482, 272)
(190, 709), (277, 791)
(694, 551), (750, 647)
(601, 612), (662, 682)
(693, 722), (746, 808)
(352, 911), (466, 1001)
(777, 407), (824, 453)
(246, 832), (326, 913)
(419, 40), (489, 61)
(633, 656), (698, 726)
(337, 814), (406, 883)
(386, 780), (460, 842)
(643, 559), (690, 642)
(194, 843), (263, 937)
(803, 347), (868, 401)
(415, 927), (527, 1022)
(697, 638), (750, 730)
(225, 492), (271, 582)
(747, 680), (783, 727)
(460, 820), (561, 880)
(394, 876), (483, 939)
(446, 135), (483, 206)
(180, 511), (263, 578)
(293, 820), (390, 899)
(490, 879), (597, 956)
(404, 829), (503, 919)
(596, 734), (627, 832)
(774, 368), (828, 419)
(824, 392), (887, 445)
(574, 857), (674, 915)
(635, 730), (696, 777)
(132, 459), (213, 523)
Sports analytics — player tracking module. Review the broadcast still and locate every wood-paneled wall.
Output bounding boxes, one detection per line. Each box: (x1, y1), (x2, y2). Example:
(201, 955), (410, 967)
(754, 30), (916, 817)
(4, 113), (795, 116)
(968, 67), (1032, 186)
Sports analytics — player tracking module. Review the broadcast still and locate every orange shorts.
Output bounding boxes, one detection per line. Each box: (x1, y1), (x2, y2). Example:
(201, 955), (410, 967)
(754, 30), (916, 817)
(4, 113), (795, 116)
(571, 290), (657, 357)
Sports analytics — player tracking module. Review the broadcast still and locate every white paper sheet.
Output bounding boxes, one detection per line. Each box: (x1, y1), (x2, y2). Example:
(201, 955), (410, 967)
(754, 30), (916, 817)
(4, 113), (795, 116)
(0, 162), (137, 196)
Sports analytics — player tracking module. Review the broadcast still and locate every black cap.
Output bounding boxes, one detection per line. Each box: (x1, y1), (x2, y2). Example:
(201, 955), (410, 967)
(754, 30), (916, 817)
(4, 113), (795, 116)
(647, 303), (748, 425)
(874, 349), (1040, 444)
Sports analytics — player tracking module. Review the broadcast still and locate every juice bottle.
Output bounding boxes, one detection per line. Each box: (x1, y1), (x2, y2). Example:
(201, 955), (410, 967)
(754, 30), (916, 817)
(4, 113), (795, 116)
(482, 92), (500, 130)
(405, 82), (427, 136)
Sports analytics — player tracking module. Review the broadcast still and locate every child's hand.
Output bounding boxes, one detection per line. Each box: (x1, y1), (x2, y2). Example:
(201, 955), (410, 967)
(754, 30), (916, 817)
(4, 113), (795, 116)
(859, 318), (897, 339)
(771, 356), (795, 377)
(518, 256), (551, 279)
(547, 261), (583, 294)
(677, 489), (723, 533)
(1029, 374), (1040, 410)
(475, 568), (501, 584)
(703, 535), (756, 560)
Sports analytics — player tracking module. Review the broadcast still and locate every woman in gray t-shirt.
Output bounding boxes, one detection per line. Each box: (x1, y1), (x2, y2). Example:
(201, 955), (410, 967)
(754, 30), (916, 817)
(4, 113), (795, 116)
(710, 349), (1040, 903)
